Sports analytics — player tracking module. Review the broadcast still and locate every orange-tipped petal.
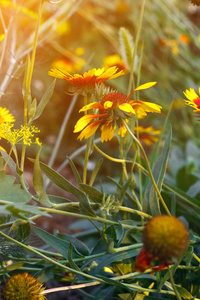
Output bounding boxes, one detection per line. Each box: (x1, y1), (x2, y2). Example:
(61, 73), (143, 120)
(79, 102), (103, 112)
(77, 120), (103, 140)
(74, 114), (97, 132)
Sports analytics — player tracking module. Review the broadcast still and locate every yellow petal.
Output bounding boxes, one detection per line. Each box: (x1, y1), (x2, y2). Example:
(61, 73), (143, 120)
(74, 115), (97, 132)
(0, 146), (6, 152)
(0, 34), (5, 42)
(118, 103), (135, 114)
(101, 122), (116, 142)
(77, 120), (102, 140)
(134, 81), (157, 91)
(48, 68), (72, 79)
(79, 102), (103, 112)
(118, 124), (127, 138)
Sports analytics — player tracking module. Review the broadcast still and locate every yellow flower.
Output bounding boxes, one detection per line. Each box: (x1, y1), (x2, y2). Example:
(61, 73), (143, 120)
(135, 126), (161, 146)
(74, 82), (162, 142)
(2, 272), (46, 300)
(0, 107), (15, 152)
(103, 54), (128, 73)
(48, 67), (124, 94)
(183, 88), (200, 112)
(0, 107), (15, 124)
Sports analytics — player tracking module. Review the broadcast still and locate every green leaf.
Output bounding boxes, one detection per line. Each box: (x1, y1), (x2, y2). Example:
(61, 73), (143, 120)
(144, 297), (172, 300)
(97, 275), (130, 291)
(143, 127), (172, 216)
(187, 180), (200, 198)
(80, 184), (103, 204)
(164, 182), (200, 212)
(33, 227), (81, 259)
(4, 203), (49, 220)
(165, 281), (194, 299)
(22, 55), (31, 100)
(30, 159), (96, 217)
(68, 243), (81, 271)
(105, 223), (124, 244)
(0, 156), (4, 169)
(119, 27), (134, 68)
(28, 98), (37, 123)
(96, 248), (139, 273)
(5, 262), (25, 271)
(57, 232), (89, 256)
(33, 149), (53, 208)
(34, 79), (56, 120)
(66, 156), (82, 185)
(0, 171), (31, 203)
(89, 158), (103, 186)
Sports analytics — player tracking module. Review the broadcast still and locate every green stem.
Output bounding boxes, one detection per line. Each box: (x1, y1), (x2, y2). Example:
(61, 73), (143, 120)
(39, 206), (142, 230)
(94, 144), (132, 164)
(83, 138), (90, 184)
(21, 0), (43, 175)
(0, 230), (104, 283)
(118, 206), (151, 219)
(127, 0), (145, 96)
(83, 94), (90, 184)
(119, 138), (128, 182)
(3, 144), (14, 170)
(168, 266), (182, 300)
(122, 120), (170, 216)
(24, 0), (43, 127)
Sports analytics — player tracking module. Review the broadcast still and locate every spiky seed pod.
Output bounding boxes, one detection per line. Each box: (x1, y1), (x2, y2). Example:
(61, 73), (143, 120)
(189, 0), (200, 6)
(2, 272), (46, 300)
(142, 215), (189, 263)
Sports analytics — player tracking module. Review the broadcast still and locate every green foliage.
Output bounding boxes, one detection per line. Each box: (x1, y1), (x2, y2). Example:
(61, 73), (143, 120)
(1, 0), (200, 299)
(0, 171), (31, 203)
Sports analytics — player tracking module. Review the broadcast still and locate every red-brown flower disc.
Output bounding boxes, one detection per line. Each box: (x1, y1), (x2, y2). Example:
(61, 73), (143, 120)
(189, 0), (200, 6)
(142, 215), (189, 263)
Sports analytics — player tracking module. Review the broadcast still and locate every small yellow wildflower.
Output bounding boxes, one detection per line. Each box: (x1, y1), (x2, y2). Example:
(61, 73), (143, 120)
(1, 124), (40, 146)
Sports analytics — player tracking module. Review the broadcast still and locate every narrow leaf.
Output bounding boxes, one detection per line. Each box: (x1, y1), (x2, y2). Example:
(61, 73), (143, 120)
(33, 226), (81, 259)
(68, 243), (81, 271)
(80, 184), (103, 204)
(143, 128), (172, 216)
(28, 98), (37, 123)
(33, 149), (53, 208)
(67, 156), (82, 185)
(96, 249), (139, 273)
(29, 159), (96, 217)
(89, 158), (103, 186)
(58, 232), (89, 256)
(34, 79), (56, 120)
(22, 55), (31, 99)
